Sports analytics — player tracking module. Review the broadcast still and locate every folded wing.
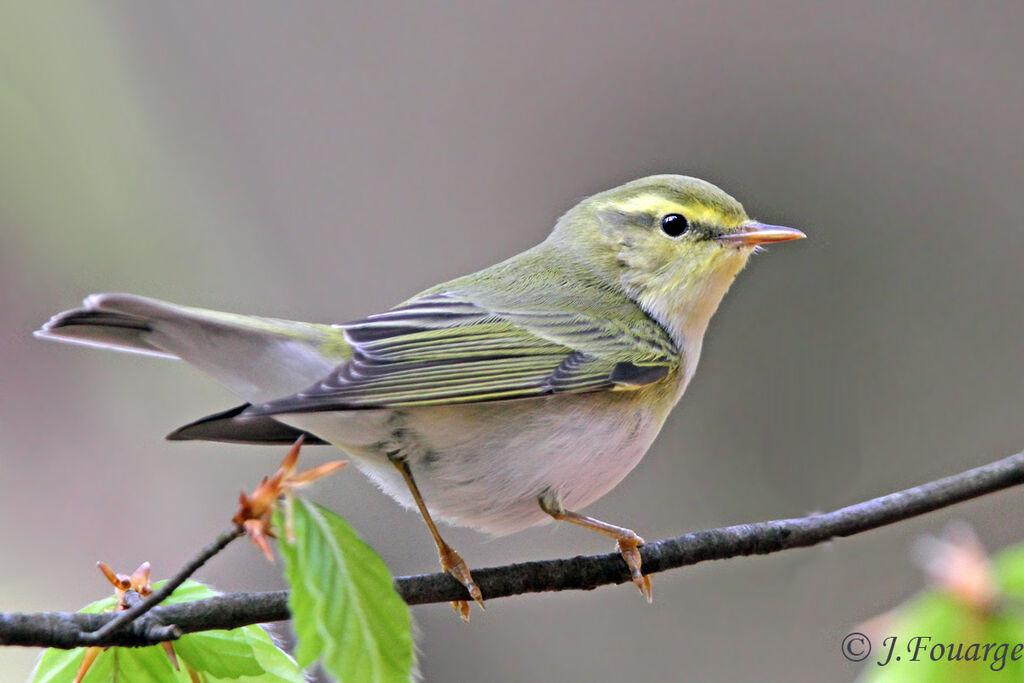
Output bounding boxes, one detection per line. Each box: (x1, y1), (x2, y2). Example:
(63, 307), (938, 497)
(249, 293), (678, 414)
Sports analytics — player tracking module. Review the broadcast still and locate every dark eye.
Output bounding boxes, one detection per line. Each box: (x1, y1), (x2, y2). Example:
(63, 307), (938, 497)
(660, 213), (689, 237)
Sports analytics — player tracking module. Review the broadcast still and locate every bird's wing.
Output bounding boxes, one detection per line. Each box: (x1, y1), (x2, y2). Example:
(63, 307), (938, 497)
(250, 292), (678, 413)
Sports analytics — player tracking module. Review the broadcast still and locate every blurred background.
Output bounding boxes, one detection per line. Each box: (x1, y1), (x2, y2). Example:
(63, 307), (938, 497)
(2, 2), (1022, 680)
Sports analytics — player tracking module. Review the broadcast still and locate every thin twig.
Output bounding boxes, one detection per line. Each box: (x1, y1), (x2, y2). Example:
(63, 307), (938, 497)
(1, 449), (1022, 649)
(78, 525), (244, 645)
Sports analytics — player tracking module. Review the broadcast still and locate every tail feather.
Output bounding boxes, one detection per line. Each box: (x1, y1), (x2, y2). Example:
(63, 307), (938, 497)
(36, 293), (351, 403)
(36, 299), (176, 358)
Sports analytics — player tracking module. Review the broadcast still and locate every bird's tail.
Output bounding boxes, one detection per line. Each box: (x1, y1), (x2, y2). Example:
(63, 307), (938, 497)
(38, 293), (185, 358)
(36, 293), (350, 403)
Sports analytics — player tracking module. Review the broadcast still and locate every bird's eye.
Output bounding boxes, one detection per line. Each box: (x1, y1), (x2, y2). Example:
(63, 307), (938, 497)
(660, 213), (689, 237)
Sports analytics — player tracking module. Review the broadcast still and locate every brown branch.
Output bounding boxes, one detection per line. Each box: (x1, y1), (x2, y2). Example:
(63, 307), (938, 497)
(2, 449), (1022, 649)
(79, 525), (245, 645)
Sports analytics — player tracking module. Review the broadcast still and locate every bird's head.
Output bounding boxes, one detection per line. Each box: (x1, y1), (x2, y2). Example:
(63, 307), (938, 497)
(550, 174), (805, 347)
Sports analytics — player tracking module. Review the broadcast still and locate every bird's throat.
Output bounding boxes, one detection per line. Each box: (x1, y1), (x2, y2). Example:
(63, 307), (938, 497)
(633, 249), (750, 385)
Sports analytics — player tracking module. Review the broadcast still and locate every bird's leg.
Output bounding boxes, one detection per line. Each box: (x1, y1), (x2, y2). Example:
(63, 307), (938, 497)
(391, 458), (484, 621)
(538, 492), (652, 602)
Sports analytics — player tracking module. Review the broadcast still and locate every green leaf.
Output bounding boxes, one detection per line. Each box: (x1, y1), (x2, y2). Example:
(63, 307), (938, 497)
(114, 647), (182, 682)
(859, 541), (1024, 682)
(175, 619), (305, 682)
(174, 627), (265, 678)
(242, 626), (308, 683)
(31, 648), (90, 683)
(158, 580), (221, 605)
(277, 497), (414, 682)
(994, 544), (1024, 598)
(31, 580), (303, 683)
(33, 645), (181, 683)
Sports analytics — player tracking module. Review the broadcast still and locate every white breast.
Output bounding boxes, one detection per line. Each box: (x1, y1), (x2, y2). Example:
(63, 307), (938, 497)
(286, 381), (681, 535)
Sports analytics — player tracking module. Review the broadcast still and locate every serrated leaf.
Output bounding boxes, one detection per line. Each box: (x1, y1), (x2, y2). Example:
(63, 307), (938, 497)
(32, 579), (303, 683)
(277, 498), (413, 682)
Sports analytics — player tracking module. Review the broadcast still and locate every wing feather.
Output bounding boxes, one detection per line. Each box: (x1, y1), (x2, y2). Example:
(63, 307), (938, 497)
(250, 293), (677, 414)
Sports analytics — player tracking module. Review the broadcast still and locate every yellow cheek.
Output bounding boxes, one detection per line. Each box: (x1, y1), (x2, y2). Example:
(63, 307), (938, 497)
(616, 235), (679, 273)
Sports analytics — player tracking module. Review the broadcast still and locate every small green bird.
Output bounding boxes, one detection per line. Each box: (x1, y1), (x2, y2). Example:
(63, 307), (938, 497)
(38, 174), (804, 615)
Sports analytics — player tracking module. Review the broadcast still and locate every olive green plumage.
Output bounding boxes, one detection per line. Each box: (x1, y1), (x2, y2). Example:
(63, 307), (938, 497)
(37, 174), (804, 538)
(250, 175), (761, 414)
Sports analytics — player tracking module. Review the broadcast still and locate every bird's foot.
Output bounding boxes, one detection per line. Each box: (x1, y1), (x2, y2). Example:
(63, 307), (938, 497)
(615, 532), (652, 602)
(536, 494), (652, 603)
(438, 541), (484, 622)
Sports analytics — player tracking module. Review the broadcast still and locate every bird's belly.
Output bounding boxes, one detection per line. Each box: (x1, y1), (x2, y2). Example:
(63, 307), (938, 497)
(285, 388), (676, 535)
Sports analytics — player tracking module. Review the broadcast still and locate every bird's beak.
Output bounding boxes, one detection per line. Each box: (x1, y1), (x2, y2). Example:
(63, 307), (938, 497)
(716, 221), (806, 247)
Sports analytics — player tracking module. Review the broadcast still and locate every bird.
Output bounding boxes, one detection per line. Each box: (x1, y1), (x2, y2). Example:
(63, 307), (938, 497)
(37, 174), (804, 617)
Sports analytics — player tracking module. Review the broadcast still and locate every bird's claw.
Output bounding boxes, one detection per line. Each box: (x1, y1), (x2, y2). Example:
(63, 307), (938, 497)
(438, 543), (485, 622)
(451, 599), (471, 621)
(615, 533), (652, 602)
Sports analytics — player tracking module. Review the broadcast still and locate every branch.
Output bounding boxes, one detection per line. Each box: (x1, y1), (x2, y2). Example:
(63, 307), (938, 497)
(2, 449), (1022, 649)
(80, 525), (245, 645)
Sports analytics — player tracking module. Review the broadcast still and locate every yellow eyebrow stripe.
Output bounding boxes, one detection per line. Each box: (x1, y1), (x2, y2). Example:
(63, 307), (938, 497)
(601, 193), (722, 225)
